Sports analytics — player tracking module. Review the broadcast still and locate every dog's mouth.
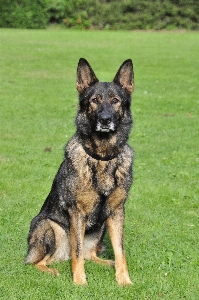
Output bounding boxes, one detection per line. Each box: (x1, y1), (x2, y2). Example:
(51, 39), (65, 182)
(97, 127), (110, 132)
(96, 121), (115, 133)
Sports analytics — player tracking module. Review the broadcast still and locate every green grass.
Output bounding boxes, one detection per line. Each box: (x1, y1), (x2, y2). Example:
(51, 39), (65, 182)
(0, 28), (199, 299)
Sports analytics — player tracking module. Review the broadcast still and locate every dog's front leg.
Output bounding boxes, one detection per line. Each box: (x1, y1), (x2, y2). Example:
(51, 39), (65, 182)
(69, 210), (87, 285)
(106, 187), (132, 286)
(106, 210), (132, 286)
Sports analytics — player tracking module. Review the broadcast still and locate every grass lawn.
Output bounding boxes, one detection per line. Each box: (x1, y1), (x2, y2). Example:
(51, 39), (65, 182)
(0, 28), (199, 299)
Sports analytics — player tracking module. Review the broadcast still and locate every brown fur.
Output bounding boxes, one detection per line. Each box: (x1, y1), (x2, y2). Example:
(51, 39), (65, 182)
(25, 58), (134, 285)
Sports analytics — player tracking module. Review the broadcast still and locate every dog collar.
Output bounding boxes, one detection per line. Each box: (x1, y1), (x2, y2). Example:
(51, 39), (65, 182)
(83, 145), (118, 161)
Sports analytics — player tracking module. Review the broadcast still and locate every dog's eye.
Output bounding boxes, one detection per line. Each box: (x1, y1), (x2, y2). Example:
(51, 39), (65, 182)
(111, 98), (119, 104)
(92, 98), (98, 104)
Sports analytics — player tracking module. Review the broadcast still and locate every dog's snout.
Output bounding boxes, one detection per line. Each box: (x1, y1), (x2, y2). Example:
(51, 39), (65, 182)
(99, 113), (112, 125)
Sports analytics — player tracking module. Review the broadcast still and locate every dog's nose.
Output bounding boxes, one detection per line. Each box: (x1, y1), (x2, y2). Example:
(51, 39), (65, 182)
(99, 113), (112, 125)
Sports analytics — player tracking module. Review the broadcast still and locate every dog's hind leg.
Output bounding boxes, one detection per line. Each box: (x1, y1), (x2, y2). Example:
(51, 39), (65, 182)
(84, 227), (114, 267)
(25, 219), (61, 276)
(89, 250), (115, 267)
(35, 254), (60, 276)
(25, 243), (60, 276)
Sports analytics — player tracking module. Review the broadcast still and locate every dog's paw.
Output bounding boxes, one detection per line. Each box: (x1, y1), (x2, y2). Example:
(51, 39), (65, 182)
(91, 255), (115, 267)
(50, 268), (60, 276)
(116, 273), (132, 286)
(35, 264), (60, 276)
(73, 272), (87, 286)
(106, 259), (115, 267)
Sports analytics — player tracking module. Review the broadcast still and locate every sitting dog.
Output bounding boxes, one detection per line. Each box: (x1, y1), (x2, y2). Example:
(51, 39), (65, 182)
(25, 58), (134, 286)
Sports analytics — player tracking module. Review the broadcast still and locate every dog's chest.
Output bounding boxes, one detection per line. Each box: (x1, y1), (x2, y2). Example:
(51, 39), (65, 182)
(90, 160), (116, 196)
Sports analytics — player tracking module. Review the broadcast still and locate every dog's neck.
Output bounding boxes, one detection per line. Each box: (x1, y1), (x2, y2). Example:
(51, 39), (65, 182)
(78, 130), (127, 161)
(82, 144), (119, 161)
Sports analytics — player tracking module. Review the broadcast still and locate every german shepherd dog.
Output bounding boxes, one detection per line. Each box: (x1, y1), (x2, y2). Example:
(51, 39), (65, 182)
(25, 58), (134, 286)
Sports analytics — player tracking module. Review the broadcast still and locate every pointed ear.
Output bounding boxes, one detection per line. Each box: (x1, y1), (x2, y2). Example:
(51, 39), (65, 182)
(113, 59), (134, 94)
(76, 58), (99, 93)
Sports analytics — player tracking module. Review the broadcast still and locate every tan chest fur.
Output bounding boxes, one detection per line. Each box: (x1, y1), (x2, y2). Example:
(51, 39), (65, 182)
(66, 136), (132, 216)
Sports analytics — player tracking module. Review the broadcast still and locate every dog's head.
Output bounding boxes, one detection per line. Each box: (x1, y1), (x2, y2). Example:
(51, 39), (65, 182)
(76, 58), (134, 136)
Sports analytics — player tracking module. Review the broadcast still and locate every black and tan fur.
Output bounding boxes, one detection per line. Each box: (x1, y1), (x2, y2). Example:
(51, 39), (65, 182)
(25, 58), (134, 285)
